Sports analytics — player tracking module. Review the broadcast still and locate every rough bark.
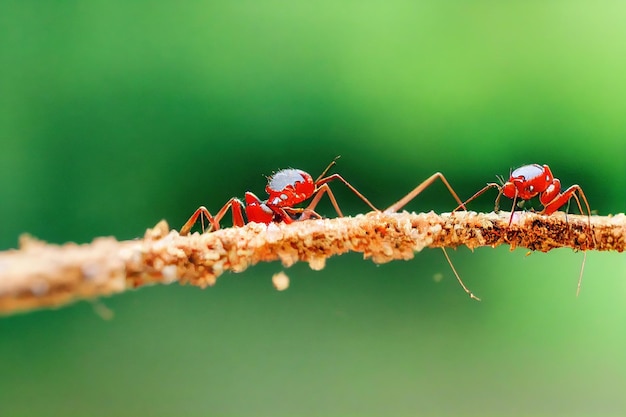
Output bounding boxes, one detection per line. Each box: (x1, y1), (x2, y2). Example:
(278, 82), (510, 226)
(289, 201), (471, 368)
(0, 211), (624, 314)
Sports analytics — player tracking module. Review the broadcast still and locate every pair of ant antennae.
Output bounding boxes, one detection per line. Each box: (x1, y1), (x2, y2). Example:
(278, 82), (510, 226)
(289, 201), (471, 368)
(182, 161), (594, 300)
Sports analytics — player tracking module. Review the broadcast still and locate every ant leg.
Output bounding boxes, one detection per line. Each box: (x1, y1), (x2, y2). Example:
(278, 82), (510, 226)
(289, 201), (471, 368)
(456, 183), (502, 212)
(541, 185), (595, 297)
(568, 194), (590, 297)
(268, 206), (323, 223)
(542, 185), (595, 245)
(385, 173), (480, 300)
(507, 191), (519, 227)
(571, 193), (592, 297)
(542, 185), (591, 218)
(441, 247), (481, 301)
(264, 205), (300, 224)
(386, 172), (464, 213)
(316, 174), (379, 212)
(180, 207), (215, 236)
(577, 252), (587, 297)
(179, 198), (245, 236)
(300, 183), (344, 219)
(284, 207), (324, 221)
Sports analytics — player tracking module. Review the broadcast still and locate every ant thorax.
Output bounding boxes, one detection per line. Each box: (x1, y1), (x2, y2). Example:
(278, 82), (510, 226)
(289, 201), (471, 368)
(511, 164), (552, 183)
(510, 164), (545, 181)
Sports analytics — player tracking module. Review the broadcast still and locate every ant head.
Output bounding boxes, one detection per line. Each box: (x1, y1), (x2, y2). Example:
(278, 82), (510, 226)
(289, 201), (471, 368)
(501, 180), (517, 199)
(497, 170), (517, 199)
(266, 169), (315, 207)
(506, 164), (552, 199)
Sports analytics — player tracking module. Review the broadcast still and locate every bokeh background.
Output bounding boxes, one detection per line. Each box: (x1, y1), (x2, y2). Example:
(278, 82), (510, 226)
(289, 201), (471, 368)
(1, 1), (626, 416)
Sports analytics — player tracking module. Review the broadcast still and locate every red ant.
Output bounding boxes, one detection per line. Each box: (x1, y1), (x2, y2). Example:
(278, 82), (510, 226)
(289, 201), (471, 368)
(460, 163), (595, 296)
(385, 173), (481, 301)
(179, 158), (379, 235)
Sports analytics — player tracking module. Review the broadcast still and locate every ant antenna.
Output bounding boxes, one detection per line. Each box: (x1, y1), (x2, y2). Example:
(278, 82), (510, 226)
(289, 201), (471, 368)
(316, 156), (341, 183)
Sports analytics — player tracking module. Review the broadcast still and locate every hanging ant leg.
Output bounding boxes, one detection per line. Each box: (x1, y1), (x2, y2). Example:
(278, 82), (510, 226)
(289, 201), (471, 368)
(441, 247), (481, 301)
(385, 172), (466, 213)
(315, 174), (379, 212)
(385, 172), (479, 301)
(576, 252), (588, 297)
(179, 197), (245, 236)
(541, 185), (595, 297)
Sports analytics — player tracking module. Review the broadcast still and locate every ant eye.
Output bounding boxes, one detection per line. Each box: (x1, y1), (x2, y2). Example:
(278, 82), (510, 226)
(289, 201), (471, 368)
(528, 185), (534, 192)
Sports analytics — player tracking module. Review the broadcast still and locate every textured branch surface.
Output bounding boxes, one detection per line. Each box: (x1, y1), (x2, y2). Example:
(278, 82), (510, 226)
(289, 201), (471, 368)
(0, 211), (624, 314)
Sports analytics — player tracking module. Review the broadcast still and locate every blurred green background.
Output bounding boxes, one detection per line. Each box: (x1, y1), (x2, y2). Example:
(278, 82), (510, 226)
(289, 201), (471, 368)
(1, 1), (625, 416)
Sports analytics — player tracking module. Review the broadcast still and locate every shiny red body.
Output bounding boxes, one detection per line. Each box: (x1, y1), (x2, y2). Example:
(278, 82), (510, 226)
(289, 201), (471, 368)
(242, 169), (316, 225)
(462, 163), (595, 296)
(462, 163), (592, 222)
(180, 163), (377, 235)
(498, 164), (591, 217)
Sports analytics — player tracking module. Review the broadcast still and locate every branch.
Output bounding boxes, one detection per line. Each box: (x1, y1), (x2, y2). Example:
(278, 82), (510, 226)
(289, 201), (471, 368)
(0, 211), (624, 314)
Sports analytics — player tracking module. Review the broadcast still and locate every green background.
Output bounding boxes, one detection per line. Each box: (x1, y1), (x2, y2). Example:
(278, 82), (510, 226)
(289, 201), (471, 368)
(1, 1), (625, 416)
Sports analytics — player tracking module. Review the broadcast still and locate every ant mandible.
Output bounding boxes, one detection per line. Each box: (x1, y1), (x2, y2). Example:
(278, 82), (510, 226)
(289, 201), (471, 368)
(179, 158), (379, 236)
(385, 172), (481, 301)
(460, 163), (595, 296)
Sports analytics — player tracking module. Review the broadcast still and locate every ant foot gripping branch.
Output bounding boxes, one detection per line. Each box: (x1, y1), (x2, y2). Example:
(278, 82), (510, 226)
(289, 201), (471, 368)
(0, 211), (624, 315)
